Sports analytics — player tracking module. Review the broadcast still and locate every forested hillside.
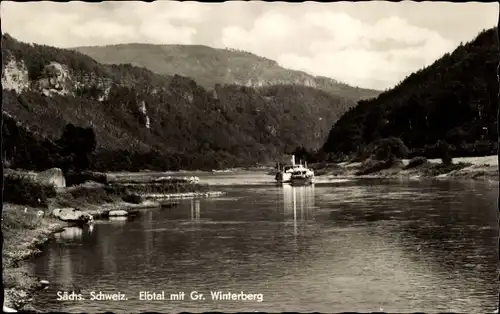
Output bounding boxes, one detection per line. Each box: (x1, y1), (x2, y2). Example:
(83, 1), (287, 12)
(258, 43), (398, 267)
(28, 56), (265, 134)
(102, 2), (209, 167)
(322, 28), (499, 160)
(73, 43), (380, 101)
(2, 34), (353, 171)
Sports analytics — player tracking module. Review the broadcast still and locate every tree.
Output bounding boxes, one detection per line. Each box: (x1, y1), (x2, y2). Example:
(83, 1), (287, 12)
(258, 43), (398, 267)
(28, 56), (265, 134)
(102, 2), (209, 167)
(27, 58), (47, 81)
(436, 140), (453, 165)
(57, 124), (97, 171)
(321, 28), (499, 160)
(292, 146), (310, 163)
(372, 137), (409, 162)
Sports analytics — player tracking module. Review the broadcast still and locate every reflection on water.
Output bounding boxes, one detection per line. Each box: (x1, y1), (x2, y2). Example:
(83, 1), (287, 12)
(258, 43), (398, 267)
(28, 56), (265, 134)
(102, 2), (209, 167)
(190, 199), (201, 221)
(279, 184), (315, 238)
(109, 216), (128, 222)
(53, 225), (94, 242)
(31, 178), (498, 313)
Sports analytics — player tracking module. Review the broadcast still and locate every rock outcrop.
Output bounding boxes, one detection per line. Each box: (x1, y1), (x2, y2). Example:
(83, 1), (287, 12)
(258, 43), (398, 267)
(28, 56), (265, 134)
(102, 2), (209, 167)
(3, 304), (18, 312)
(36, 168), (66, 188)
(1, 59), (30, 93)
(36, 62), (72, 96)
(138, 100), (151, 129)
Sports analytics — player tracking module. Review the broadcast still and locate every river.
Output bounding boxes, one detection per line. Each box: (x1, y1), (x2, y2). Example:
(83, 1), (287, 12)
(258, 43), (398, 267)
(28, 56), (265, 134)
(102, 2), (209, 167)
(30, 173), (498, 312)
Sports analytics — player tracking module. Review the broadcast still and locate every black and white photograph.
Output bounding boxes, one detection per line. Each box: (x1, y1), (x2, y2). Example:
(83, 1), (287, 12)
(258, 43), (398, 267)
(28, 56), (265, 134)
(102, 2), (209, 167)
(1, 0), (499, 312)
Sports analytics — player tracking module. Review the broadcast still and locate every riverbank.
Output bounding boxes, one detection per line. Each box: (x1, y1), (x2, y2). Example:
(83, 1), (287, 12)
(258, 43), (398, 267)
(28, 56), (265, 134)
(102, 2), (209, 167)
(311, 155), (499, 181)
(2, 172), (225, 312)
(3, 204), (66, 311)
(314, 155), (499, 182)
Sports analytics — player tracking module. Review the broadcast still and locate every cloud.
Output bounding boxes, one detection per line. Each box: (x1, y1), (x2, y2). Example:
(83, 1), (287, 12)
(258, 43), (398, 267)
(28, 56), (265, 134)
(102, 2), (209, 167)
(221, 11), (456, 90)
(0, 1), (201, 47)
(1, 1), (496, 90)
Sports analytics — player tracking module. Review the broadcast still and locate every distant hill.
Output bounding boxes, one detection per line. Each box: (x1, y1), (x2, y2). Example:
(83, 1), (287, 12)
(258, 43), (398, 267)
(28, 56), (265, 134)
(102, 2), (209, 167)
(72, 44), (380, 101)
(2, 34), (357, 171)
(322, 28), (499, 160)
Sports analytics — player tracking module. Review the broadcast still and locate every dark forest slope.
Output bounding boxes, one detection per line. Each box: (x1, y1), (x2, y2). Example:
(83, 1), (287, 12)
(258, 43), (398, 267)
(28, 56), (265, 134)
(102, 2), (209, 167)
(322, 28), (499, 160)
(2, 34), (353, 171)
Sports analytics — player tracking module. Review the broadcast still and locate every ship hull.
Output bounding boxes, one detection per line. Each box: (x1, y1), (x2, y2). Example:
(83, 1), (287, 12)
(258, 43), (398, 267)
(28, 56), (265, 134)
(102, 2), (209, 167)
(290, 176), (314, 186)
(275, 172), (292, 183)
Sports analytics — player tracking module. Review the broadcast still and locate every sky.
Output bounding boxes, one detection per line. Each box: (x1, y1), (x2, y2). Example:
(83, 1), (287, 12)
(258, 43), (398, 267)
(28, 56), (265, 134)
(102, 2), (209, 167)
(1, 1), (498, 90)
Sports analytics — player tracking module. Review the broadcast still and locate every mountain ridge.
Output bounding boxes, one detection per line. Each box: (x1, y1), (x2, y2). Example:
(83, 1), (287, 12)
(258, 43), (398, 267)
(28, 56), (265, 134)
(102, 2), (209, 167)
(2, 33), (363, 171)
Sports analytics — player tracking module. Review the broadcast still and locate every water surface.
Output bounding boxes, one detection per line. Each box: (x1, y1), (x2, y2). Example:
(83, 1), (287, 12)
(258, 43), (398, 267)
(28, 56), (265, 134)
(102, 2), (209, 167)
(31, 174), (498, 312)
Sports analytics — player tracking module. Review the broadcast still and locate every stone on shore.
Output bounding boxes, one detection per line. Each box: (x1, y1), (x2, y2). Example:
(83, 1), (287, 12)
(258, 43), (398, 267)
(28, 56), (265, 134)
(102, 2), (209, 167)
(38, 279), (50, 289)
(3, 305), (17, 312)
(36, 168), (66, 188)
(52, 208), (93, 224)
(108, 210), (128, 217)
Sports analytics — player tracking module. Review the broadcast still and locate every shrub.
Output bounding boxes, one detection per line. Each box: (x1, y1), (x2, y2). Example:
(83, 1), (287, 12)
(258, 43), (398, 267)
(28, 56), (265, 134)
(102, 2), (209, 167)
(351, 146), (373, 163)
(436, 140), (453, 165)
(56, 124), (97, 171)
(65, 171), (108, 186)
(356, 158), (395, 175)
(2, 207), (43, 231)
(405, 156), (429, 169)
(441, 155), (453, 165)
(122, 194), (144, 204)
(109, 182), (210, 196)
(372, 137), (409, 162)
(68, 185), (114, 203)
(424, 162), (471, 176)
(4, 174), (57, 207)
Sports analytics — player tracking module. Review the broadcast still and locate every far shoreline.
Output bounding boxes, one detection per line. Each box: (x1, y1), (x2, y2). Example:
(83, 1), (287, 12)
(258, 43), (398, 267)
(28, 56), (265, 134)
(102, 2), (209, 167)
(311, 155), (499, 183)
(104, 155), (499, 183)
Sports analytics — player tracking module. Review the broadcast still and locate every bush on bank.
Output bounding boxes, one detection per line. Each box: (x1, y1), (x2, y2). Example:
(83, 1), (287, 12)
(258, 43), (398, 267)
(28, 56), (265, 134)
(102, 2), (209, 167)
(405, 156), (429, 169)
(356, 158), (397, 175)
(4, 174), (57, 207)
(372, 137), (409, 162)
(65, 170), (108, 186)
(2, 206), (44, 232)
(122, 194), (144, 204)
(109, 182), (210, 196)
(423, 162), (472, 176)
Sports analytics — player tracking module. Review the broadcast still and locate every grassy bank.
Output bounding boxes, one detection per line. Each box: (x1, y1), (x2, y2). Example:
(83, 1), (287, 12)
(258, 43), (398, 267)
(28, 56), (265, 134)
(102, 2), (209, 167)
(2, 171), (220, 311)
(314, 155), (499, 182)
(3, 204), (66, 311)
